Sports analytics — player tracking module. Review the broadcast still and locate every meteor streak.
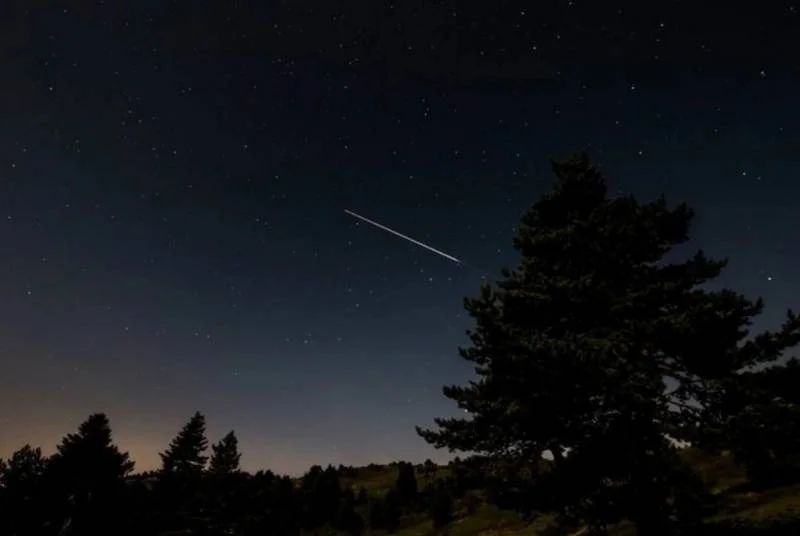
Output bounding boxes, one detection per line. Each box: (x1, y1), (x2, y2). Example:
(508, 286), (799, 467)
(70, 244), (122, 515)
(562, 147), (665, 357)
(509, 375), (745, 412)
(344, 209), (463, 265)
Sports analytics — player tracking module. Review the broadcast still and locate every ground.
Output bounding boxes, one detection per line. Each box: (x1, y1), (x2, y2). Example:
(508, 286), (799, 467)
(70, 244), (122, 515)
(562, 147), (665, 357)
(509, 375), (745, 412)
(335, 450), (800, 535)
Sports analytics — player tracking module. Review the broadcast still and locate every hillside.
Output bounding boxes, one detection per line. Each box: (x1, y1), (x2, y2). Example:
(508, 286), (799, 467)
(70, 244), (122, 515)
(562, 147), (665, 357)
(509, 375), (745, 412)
(333, 450), (800, 535)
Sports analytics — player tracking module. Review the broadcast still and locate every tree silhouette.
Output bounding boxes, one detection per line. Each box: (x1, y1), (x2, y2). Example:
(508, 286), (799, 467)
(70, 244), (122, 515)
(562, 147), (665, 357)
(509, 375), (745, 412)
(356, 485), (368, 505)
(423, 458), (437, 479)
(698, 352), (800, 490)
(338, 507), (365, 536)
(299, 464), (342, 530)
(238, 470), (300, 535)
(335, 486), (365, 536)
(429, 483), (454, 529)
(46, 413), (135, 534)
(368, 489), (401, 533)
(157, 411), (209, 530)
(160, 411), (209, 477)
(417, 153), (800, 534)
(209, 430), (241, 475)
(0, 445), (47, 535)
(205, 430), (244, 529)
(395, 461), (418, 506)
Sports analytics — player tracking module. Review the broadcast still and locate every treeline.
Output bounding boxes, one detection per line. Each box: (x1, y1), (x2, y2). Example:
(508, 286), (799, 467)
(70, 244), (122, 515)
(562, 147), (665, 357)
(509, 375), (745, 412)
(0, 411), (471, 535)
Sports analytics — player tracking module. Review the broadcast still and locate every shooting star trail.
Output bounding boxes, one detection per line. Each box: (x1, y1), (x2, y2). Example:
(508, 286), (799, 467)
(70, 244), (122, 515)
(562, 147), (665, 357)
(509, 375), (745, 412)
(344, 209), (463, 265)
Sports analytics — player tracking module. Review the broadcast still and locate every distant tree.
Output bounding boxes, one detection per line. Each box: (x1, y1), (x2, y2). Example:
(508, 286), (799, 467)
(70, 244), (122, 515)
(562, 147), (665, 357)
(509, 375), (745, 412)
(157, 411), (209, 528)
(208, 430), (241, 475)
(46, 413), (135, 534)
(337, 463), (357, 477)
(341, 485), (355, 506)
(205, 430), (244, 527)
(417, 153), (800, 535)
(0, 445), (47, 535)
(345, 509), (366, 536)
(429, 484), (454, 529)
(356, 485), (368, 505)
(464, 491), (482, 515)
(0, 444), (46, 491)
(423, 458), (437, 479)
(335, 487), (365, 536)
(242, 471), (299, 534)
(299, 464), (342, 530)
(272, 474), (301, 533)
(394, 461), (418, 506)
(160, 411), (208, 477)
(368, 489), (400, 533)
(336, 504), (365, 536)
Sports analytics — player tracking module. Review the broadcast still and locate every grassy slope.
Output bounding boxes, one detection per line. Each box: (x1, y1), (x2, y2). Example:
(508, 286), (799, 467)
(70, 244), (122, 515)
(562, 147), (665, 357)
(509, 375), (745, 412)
(338, 450), (800, 535)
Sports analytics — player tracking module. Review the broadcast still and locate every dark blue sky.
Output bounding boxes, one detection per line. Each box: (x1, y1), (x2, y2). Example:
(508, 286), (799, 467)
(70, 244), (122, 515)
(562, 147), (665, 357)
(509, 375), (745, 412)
(1, 1), (798, 475)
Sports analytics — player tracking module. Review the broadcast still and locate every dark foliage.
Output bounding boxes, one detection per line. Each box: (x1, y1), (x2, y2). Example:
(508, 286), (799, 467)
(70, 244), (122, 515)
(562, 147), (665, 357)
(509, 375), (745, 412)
(209, 430), (241, 476)
(394, 461), (418, 506)
(206, 431), (247, 527)
(299, 464), (343, 530)
(156, 411), (210, 530)
(429, 483), (455, 529)
(368, 489), (401, 533)
(464, 492), (481, 515)
(160, 411), (209, 478)
(423, 458), (437, 479)
(46, 413), (136, 534)
(704, 358), (800, 488)
(0, 445), (47, 535)
(417, 153), (800, 534)
(335, 488), (366, 536)
(356, 485), (368, 505)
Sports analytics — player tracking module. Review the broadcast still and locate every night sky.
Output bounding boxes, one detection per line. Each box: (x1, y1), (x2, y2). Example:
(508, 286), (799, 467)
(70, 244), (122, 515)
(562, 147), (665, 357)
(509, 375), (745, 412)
(1, 1), (799, 476)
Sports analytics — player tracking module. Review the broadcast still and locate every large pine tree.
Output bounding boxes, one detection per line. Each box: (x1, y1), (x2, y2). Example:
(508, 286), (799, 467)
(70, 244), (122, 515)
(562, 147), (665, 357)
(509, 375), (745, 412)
(417, 153), (800, 534)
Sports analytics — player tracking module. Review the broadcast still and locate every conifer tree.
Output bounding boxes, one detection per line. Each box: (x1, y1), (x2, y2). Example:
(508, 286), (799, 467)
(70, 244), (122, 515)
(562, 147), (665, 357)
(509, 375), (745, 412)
(395, 461), (418, 506)
(704, 355), (800, 486)
(0, 445), (48, 535)
(205, 430), (244, 528)
(417, 153), (800, 534)
(208, 430), (241, 475)
(47, 413), (135, 533)
(423, 458), (437, 479)
(160, 411), (208, 477)
(368, 489), (400, 533)
(430, 483), (454, 529)
(0, 444), (46, 492)
(298, 464), (342, 529)
(157, 411), (209, 528)
(335, 487), (365, 536)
